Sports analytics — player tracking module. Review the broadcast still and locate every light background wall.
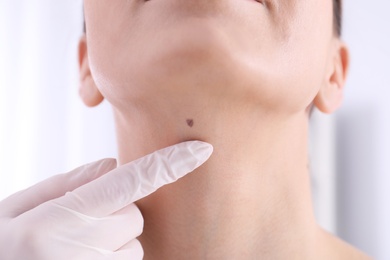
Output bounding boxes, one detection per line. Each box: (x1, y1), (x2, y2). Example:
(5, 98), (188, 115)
(335, 1), (390, 258)
(0, 0), (117, 197)
(0, 1), (389, 259)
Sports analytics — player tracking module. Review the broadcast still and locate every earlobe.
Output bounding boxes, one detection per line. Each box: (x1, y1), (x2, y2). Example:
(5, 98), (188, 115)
(78, 35), (104, 107)
(314, 41), (350, 114)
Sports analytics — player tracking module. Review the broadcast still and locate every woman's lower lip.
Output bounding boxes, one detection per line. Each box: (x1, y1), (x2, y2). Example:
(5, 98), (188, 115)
(146, 0), (264, 4)
(247, 0), (264, 5)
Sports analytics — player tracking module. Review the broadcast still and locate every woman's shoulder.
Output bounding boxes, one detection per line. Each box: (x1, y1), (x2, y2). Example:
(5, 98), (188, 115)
(316, 227), (373, 260)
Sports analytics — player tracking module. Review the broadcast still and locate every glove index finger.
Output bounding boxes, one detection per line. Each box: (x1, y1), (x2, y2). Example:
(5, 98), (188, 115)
(55, 141), (213, 217)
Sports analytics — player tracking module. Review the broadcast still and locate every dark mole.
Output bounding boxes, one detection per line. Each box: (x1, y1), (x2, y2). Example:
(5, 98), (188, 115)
(186, 119), (194, 128)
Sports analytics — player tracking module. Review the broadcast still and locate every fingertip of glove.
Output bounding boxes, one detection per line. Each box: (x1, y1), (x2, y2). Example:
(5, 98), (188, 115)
(171, 141), (213, 175)
(189, 141), (214, 162)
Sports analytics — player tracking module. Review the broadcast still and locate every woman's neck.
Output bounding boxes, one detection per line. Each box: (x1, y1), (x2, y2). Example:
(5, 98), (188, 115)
(112, 103), (319, 259)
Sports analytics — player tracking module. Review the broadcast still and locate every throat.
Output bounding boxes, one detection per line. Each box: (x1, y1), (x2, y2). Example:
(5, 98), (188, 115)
(114, 107), (317, 258)
(135, 148), (317, 259)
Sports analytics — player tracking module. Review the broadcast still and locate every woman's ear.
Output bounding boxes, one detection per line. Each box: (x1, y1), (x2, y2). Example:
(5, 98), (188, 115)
(314, 40), (350, 114)
(78, 35), (104, 107)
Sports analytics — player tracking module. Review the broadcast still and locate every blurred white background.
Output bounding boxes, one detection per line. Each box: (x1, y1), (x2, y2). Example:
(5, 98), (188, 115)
(0, 0), (389, 259)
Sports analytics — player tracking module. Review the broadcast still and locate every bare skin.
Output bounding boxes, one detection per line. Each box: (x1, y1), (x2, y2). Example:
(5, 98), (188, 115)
(79, 0), (372, 259)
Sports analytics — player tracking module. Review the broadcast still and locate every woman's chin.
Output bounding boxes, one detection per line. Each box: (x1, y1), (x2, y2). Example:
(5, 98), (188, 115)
(135, 20), (240, 92)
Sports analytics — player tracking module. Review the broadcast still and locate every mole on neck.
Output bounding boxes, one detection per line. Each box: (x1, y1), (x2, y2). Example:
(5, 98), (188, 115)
(186, 119), (194, 127)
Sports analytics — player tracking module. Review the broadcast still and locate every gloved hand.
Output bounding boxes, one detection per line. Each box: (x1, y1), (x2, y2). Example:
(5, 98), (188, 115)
(0, 141), (213, 260)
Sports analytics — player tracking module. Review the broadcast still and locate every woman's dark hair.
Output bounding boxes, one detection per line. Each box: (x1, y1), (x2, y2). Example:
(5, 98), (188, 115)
(83, 0), (343, 36)
(334, 0), (342, 36)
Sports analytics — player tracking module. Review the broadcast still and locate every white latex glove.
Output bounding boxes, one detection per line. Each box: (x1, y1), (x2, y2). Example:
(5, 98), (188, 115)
(0, 141), (213, 260)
